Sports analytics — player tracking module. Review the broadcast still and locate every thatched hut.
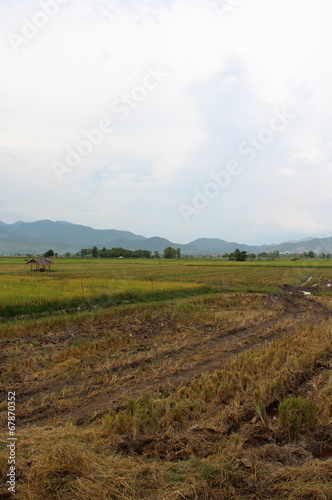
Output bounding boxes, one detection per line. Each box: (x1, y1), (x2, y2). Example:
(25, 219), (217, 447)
(26, 258), (54, 271)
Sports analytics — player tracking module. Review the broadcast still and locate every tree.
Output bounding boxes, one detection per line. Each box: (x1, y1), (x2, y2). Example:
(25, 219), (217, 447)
(176, 248), (181, 259)
(132, 249), (151, 258)
(92, 246), (99, 258)
(154, 250), (160, 259)
(229, 248), (247, 261)
(43, 249), (54, 258)
(164, 247), (177, 259)
(268, 250), (279, 261)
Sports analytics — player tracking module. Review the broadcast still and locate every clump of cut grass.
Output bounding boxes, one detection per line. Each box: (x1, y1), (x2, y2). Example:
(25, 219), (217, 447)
(254, 399), (269, 427)
(103, 392), (200, 438)
(174, 300), (213, 324)
(19, 437), (163, 500)
(278, 396), (319, 441)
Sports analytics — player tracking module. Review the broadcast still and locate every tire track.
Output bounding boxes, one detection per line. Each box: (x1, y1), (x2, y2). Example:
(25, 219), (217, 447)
(14, 293), (331, 428)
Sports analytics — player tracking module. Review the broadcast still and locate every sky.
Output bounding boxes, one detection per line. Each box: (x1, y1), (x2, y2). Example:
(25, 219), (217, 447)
(1, 0), (332, 245)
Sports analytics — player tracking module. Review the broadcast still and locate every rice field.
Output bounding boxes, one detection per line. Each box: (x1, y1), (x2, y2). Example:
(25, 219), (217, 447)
(1, 257), (332, 320)
(0, 257), (332, 499)
(0, 274), (205, 319)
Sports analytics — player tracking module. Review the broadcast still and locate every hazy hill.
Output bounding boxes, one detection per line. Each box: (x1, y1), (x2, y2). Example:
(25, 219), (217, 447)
(0, 220), (145, 247)
(189, 238), (272, 253)
(0, 220), (331, 255)
(273, 237), (332, 254)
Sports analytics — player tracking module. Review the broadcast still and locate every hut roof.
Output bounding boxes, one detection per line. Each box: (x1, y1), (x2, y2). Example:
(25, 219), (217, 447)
(26, 259), (54, 266)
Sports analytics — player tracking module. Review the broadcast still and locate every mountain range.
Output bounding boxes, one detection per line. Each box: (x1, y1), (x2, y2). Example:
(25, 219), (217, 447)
(0, 220), (331, 256)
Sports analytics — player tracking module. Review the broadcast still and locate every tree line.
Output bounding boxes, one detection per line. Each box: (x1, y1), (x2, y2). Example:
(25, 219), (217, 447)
(80, 247), (152, 258)
(41, 247), (328, 260)
(42, 246), (182, 259)
(223, 249), (330, 261)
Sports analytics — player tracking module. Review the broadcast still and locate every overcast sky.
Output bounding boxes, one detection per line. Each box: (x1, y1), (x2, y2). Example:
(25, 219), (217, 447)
(1, 0), (331, 245)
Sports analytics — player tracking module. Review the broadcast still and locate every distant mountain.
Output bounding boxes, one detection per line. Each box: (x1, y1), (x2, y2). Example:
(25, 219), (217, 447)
(285, 237), (315, 243)
(190, 238), (272, 253)
(273, 237), (332, 254)
(0, 220), (331, 255)
(131, 237), (179, 252)
(1, 220), (145, 247)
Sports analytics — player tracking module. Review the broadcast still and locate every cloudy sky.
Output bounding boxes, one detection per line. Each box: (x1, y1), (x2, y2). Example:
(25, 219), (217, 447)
(1, 0), (331, 245)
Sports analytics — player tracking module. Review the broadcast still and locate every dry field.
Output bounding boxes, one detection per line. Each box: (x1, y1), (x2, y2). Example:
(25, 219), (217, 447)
(0, 259), (331, 499)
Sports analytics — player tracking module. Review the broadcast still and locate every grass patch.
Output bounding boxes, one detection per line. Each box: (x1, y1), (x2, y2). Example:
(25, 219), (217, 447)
(278, 396), (319, 441)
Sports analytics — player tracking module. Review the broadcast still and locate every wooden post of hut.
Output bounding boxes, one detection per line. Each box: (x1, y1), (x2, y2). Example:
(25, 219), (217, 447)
(26, 259), (54, 272)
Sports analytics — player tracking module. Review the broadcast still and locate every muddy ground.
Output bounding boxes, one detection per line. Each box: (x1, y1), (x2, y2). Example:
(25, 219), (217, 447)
(0, 288), (330, 430)
(0, 284), (332, 500)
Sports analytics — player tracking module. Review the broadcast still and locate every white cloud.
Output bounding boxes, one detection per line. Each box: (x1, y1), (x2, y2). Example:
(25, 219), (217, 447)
(1, 0), (332, 243)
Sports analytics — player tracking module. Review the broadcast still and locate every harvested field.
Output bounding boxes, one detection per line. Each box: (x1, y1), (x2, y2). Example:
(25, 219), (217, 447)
(0, 259), (331, 499)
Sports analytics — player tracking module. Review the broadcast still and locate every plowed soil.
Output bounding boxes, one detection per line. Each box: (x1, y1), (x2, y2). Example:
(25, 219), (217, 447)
(1, 289), (330, 430)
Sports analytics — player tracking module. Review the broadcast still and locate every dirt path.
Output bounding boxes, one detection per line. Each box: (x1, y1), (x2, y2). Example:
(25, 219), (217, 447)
(73, 293), (331, 424)
(2, 290), (328, 429)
